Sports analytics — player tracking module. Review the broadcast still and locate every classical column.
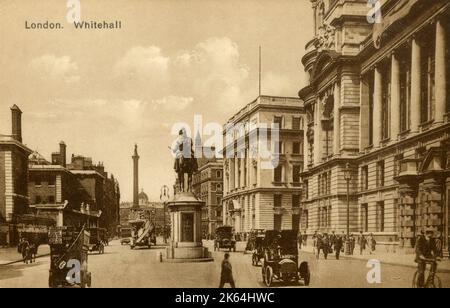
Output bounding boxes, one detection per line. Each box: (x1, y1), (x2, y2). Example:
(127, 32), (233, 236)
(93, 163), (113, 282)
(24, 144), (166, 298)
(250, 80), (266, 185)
(230, 158), (235, 190)
(435, 18), (447, 123)
(234, 156), (239, 189)
(410, 37), (422, 132)
(333, 82), (341, 155)
(314, 99), (322, 164)
(391, 52), (401, 140)
(373, 66), (382, 147)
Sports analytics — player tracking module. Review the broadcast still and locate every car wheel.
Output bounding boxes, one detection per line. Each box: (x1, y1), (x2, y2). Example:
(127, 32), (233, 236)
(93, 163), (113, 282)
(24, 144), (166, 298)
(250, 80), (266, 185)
(261, 266), (266, 284)
(265, 266), (273, 287)
(304, 269), (311, 286)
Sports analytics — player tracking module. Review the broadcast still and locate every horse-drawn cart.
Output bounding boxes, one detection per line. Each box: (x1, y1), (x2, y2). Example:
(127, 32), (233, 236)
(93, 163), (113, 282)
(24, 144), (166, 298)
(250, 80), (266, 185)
(48, 226), (91, 288)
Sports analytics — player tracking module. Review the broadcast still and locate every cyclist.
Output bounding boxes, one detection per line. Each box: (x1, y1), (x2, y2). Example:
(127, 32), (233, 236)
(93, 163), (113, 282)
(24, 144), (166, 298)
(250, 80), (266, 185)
(415, 228), (438, 288)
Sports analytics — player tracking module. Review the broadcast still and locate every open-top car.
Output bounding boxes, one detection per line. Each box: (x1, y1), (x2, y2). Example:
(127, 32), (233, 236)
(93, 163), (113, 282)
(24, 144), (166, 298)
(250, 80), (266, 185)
(261, 230), (310, 287)
(214, 226), (236, 252)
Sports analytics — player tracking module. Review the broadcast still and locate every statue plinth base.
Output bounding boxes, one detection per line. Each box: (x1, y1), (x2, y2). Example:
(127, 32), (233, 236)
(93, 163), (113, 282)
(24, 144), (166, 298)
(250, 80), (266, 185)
(164, 192), (213, 263)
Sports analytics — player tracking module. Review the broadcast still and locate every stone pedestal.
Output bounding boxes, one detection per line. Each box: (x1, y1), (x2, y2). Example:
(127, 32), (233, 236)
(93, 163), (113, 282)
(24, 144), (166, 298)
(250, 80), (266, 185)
(165, 192), (213, 262)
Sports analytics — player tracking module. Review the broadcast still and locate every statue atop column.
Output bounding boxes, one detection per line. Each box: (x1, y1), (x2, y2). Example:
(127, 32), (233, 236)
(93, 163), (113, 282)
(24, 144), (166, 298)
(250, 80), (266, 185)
(171, 128), (198, 193)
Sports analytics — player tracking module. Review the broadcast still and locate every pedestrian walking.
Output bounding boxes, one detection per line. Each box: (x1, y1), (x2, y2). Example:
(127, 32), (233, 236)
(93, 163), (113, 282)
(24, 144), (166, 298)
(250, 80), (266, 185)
(358, 231), (367, 255)
(334, 235), (343, 260)
(219, 253), (235, 288)
(368, 233), (376, 254)
(312, 231), (318, 255)
(303, 233), (308, 248)
(329, 231), (336, 253)
(298, 231), (303, 250)
(350, 234), (356, 255)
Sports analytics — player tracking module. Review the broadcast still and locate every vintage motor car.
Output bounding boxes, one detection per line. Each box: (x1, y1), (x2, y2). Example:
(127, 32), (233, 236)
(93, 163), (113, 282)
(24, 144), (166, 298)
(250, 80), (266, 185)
(261, 230), (310, 287)
(119, 227), (132, 245)
(48, 226), (91, 288)
(214, 226), (236, 252)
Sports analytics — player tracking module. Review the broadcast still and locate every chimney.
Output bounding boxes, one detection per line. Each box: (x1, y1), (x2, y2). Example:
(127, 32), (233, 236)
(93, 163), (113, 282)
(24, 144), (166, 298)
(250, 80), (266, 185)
(10, 105), (22, 142)
(59, 141), (66, 167)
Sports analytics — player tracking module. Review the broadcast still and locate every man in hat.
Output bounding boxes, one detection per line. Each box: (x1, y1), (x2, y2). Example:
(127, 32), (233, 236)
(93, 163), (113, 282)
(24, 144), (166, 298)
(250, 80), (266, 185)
(415, 228), (438, 288)
(219, 253), (235, 288)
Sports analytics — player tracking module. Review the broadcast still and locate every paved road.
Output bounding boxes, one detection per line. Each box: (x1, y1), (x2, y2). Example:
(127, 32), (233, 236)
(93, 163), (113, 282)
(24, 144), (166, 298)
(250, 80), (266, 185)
(1, 240), (449, 288)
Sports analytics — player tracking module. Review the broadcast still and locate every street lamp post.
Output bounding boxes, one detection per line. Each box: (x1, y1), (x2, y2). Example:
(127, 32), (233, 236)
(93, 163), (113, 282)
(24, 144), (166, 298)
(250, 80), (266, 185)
(160, 185), (170, 244)
(344, 163), (352, 255)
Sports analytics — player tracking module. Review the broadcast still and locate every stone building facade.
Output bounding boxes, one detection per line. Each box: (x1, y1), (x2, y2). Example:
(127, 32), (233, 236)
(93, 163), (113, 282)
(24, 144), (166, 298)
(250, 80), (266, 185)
(0, 106), (33, 245)
(192, 155), (223, 237)
(299, 0), (450, 254)
(222, 96), (305, 233)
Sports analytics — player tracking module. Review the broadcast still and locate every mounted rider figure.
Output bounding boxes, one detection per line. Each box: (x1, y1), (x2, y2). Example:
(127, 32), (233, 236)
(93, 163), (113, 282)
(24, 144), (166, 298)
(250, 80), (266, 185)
(172, 128), (198, 192)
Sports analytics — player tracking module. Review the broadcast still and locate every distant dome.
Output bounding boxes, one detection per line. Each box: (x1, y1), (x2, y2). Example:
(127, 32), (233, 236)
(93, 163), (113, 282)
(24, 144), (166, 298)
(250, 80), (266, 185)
(138, 189), (149, 205)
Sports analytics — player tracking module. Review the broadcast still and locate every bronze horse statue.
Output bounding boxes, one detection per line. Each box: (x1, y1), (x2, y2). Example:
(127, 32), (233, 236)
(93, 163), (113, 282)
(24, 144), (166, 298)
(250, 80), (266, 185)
(172, 129), (198, 193)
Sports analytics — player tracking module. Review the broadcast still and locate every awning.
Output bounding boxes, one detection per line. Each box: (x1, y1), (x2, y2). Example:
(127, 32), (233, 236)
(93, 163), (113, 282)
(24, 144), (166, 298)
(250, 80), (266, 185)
(373, 0), (421, 49)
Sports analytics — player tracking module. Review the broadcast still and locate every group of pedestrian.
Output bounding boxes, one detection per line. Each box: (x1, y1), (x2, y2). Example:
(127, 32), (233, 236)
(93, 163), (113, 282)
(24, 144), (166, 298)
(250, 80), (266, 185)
(311, 231), (377, 259)
(312, 231), (343, 260)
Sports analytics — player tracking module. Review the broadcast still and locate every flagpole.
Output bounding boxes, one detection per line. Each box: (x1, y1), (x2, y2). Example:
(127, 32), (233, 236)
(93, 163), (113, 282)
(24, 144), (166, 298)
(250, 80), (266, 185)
(259, 45), (262, 97)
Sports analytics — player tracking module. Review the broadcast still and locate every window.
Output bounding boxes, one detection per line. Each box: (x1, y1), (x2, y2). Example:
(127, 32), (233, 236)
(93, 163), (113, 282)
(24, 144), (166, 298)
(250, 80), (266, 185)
(292, 117), (301, 130)
(34, 177), (42, 186)
(303, 210), (309, 229)
(376, 160), (385, 187)
(361, 204), (368, 232)
(216, 170), (222, 179)
(292, 194), (300, 208)
(361, 166), (369, 191)
(273, 116), (283, 129)
(274, 165), (283, 182)
(376, 201), (385, 232)
(274, 214), (282, 231)
(277, 141), (283, 154)
(274, 194), (282, 208)
(48, 196), (55, 203)
(292, 142), (301, 154)
(47, 176), (56, 186)
(304, 180), (309, 200)
(400, 49), (411, 132)
(292, 165), (301, 183)
(216, 196), (222, 206)
(421, 30), (436, 123)
(35, 196), (42, 204)
(381, 63), (391, 139)
(292, 214), (300, 230)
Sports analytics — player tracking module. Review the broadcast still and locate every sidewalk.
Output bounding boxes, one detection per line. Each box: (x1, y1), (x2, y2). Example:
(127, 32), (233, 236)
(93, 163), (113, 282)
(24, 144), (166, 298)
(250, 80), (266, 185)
(300, 245), (450, 273)
(0, 245), (50, 266)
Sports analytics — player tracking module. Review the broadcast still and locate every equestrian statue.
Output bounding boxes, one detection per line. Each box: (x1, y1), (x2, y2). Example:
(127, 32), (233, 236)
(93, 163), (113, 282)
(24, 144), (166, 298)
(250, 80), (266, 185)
(171, 128), (198, 193)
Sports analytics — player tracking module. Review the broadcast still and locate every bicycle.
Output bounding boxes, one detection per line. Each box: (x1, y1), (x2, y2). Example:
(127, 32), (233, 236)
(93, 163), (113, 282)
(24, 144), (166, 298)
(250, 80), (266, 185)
(412, 258), (442, 288)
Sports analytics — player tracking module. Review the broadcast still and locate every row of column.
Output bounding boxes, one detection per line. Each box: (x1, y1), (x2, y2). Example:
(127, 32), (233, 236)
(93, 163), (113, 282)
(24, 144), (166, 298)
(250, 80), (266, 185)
(372, 19), (447, 147)
(228, 152), (258, 192)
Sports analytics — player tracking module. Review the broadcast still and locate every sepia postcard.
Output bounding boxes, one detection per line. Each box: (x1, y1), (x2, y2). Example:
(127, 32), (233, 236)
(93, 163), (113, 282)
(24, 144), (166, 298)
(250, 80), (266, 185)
(0, 0), (450, 294)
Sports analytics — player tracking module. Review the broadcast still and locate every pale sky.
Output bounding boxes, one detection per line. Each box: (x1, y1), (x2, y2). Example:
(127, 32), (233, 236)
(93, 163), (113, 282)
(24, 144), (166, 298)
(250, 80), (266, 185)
(0, 0), (313, 202)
